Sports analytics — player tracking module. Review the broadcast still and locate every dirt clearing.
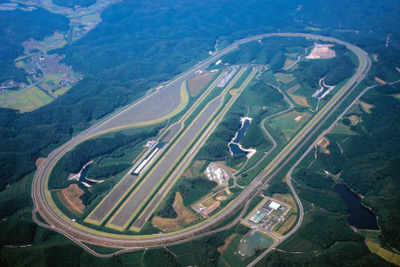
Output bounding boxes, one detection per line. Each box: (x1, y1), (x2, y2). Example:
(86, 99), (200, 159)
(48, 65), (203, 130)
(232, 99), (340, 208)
(294, 115), (303, 122)
(56, 184), (85, 214)
(306, 44), (335, 59)
(276, 214), (297, 235)
(375, 77), (387, 85)
(218, 234), (237, 253)
(287, 84), (310, 107)
(188, 72), (216, 97)
(151, 192), (198, 232)
(317, 137), (330, 154)
(35, 157), (46, 168)
(288, 93), (309, 107)
(358, 100), (374, 113)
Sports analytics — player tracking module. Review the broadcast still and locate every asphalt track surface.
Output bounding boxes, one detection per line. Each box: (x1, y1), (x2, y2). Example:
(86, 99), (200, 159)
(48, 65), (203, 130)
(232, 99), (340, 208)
(109, 93), (223, 229)
(32, 33), (370, 255)
(131, 69), (256, 230)
(86, 71), (227, 227)
(87, 174), (140, 223)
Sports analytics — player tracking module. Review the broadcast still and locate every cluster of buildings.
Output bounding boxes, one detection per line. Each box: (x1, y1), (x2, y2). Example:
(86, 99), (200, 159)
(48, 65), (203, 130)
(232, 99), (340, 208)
(246, 198), (290, 232)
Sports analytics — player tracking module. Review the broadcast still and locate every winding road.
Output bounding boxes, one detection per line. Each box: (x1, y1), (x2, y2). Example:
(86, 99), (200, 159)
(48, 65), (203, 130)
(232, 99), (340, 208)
(31, 33), (371, 258)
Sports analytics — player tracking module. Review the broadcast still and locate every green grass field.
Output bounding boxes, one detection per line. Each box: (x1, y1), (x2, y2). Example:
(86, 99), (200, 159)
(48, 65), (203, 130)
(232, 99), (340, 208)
(2, 86), (54, 112)
(268, 110), (312, 141)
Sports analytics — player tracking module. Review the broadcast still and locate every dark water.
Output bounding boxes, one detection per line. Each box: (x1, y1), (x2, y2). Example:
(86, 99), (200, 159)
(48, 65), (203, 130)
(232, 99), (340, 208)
(229, 143), (248, 155)
(230, 118), (251, 156)
(334, 183), (379, 230)
(232, 119), (250, 143)
(79, 163), (96, 186)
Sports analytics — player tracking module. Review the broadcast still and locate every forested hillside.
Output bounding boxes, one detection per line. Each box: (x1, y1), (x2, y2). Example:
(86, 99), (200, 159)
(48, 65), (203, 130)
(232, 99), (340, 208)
(0, 8), (68, 84)
(52, 0), (96, 8)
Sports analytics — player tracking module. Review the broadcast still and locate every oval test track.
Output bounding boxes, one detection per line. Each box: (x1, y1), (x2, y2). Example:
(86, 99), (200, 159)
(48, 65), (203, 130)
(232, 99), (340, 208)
(32, 33), (370, 256)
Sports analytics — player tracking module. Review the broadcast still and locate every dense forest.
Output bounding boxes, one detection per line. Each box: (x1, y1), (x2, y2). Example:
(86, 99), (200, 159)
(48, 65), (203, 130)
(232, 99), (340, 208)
(338, 83), (400, 250)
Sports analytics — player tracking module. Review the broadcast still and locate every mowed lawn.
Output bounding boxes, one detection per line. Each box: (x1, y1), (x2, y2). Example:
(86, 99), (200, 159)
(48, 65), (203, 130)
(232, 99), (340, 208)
(268, 110), (312, 141)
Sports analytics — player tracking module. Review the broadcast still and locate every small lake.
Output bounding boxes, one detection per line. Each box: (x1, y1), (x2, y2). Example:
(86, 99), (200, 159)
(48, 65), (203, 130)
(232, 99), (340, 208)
(334, 183), (379, 230)
(228, 117), (251, 156)
(232, 118), (250, 143)
(79, 163), (97, 186)
(229, 143), (248, 155)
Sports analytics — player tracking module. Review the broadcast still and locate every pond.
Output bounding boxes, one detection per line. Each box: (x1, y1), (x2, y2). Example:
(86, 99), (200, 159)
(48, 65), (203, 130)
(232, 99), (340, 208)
(334, 183), (379, 230)
(79, 162), (97, 186)
(228, 117), (252, 156)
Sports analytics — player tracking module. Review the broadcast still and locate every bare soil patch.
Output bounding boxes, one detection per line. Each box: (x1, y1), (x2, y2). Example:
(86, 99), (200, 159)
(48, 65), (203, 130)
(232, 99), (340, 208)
(57, 184), (85, 214)
(35, 157), (46, 168)
(349, 115), (361, 125)
(151, 192), (198, 232)
(188, 72), (216, 97)
(375, 77), (387, 85)
(276, 214), (297, 235)
(218, 234), (237, 253)
(288, 92), (309, 107)
(358, 100), (374, 114)
(216, 195), (227, 201)
(317, 137), (330, 154)
(306, 44), (335, 59)
(286, 85), (310, 107)
(229, 88), (239, 96)
(294, 115), (303, 122)
(283, 58), (295, 69)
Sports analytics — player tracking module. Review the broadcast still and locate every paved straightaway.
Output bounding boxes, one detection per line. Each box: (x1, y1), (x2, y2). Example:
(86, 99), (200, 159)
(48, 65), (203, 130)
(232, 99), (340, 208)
(32, 33), (370, 255)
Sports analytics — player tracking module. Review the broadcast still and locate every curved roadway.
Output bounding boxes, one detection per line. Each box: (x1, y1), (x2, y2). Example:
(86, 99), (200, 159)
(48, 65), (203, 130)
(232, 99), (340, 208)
(32, 33), (371, 254)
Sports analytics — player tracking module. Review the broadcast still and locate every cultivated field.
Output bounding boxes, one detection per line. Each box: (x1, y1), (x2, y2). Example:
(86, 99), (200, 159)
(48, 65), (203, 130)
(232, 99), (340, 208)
(366, 240), (400, 266)
(1, 86), (54, 112)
